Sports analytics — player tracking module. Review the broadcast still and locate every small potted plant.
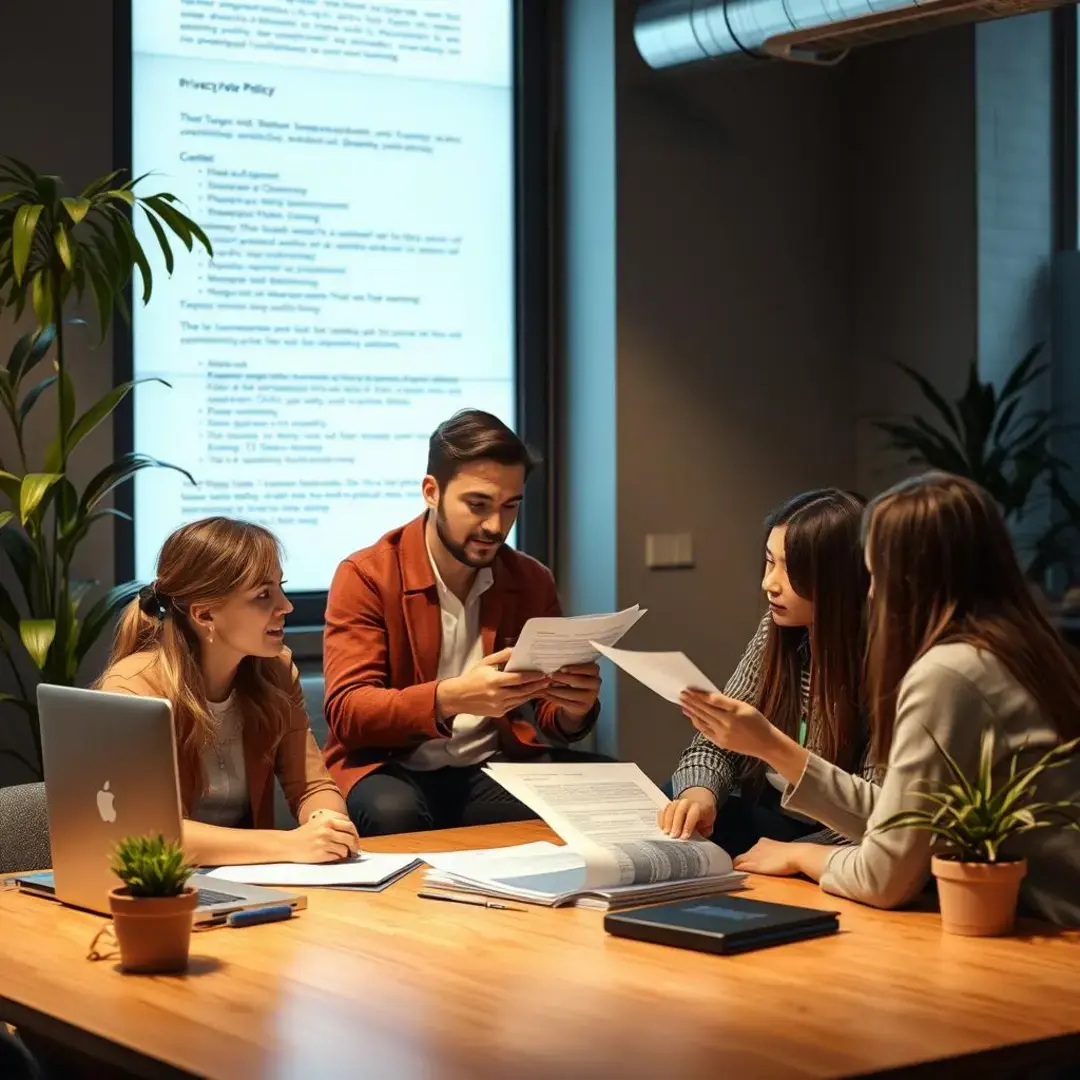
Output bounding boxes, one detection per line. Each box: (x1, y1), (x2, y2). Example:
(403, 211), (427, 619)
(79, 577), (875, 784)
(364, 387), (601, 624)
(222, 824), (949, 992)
(108, 834), (197, 973)
(876, 726), (1080, 936)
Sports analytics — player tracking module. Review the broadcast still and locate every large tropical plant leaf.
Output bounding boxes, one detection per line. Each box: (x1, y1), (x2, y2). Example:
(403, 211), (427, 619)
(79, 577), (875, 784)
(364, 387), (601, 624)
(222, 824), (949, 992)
(12, 203), (44, 284)
(18, 373), (58, 425)
(76, 581), (144, 664)
(19, 619), (56, 670)
(64, 377), (170, 461)
(895, 362), (961, 438)
(81, 453), (195, 515)
(878, 347), (1062, 533)
(57, 507), (132, 564)
(18, 473), (63, 525)
(7, 323), (55, 387)
(0, 525), (37, 609)
(999, 343), (1046, 403)
(0, 578), (23, 632)
(0, 470), (21, 507)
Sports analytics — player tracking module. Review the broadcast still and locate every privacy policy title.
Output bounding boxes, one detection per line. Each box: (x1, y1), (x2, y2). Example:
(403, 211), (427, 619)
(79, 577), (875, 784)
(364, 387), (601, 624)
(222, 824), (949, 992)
(178, 78), (276, 98)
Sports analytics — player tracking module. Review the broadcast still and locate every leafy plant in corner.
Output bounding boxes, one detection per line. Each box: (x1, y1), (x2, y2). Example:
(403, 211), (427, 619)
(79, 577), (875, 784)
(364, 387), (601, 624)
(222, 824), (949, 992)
(874, 345), (1064, 524)
(111, 833), (194, 898)
(0, 156), (212, 777)
(875, 725), (1080, 863)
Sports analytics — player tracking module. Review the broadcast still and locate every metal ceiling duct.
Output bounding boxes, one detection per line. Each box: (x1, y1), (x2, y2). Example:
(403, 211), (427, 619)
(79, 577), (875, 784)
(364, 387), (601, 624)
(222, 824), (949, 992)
(634, 0), (1074, 69)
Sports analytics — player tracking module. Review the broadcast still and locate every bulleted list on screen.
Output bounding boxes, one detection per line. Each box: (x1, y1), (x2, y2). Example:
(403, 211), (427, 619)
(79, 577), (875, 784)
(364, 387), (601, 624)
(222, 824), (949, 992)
(130, 0), (515, 590)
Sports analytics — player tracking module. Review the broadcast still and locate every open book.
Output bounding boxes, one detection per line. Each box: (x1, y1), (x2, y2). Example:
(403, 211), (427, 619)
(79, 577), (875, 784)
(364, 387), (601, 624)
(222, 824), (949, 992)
(421, 762), (744, 909)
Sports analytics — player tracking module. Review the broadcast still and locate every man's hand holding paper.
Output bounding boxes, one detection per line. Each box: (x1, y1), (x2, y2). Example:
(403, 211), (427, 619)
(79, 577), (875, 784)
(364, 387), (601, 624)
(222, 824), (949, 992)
(504, 606), (646, 674)
(435, 647), (551, 720)
(541, 661), (602, 722)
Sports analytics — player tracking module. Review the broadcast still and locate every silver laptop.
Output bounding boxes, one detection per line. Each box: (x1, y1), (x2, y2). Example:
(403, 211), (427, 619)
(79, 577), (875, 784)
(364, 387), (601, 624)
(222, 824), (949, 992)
(38, 684), (306, 925)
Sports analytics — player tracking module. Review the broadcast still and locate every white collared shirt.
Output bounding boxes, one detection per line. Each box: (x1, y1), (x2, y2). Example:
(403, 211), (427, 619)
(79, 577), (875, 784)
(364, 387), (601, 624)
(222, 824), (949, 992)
(403, 539), (500, 770)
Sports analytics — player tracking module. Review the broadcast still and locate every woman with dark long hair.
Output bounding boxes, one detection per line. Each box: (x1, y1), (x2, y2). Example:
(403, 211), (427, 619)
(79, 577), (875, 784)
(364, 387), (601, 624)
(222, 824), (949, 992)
(683, 473), (1080, 923)
(659, 489), (872, 854)
(97, 517), (360, 866)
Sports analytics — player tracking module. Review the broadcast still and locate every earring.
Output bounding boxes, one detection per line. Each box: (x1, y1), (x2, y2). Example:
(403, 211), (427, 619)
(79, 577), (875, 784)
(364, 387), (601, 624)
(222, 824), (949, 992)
(208, 626), (214, 646)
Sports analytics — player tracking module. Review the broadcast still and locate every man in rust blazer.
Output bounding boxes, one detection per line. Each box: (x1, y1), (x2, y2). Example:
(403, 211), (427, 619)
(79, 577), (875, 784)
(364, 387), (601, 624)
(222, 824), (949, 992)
(323, 409), (604, 835)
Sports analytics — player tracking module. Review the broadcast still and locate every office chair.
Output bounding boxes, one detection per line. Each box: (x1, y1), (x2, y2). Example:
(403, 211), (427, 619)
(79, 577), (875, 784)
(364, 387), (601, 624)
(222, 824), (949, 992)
(0, 782), (51, 874)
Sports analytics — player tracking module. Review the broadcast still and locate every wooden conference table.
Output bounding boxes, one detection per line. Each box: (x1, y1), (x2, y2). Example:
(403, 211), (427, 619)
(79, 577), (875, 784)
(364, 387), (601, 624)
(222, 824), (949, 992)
(2, 820), (1079, 1079)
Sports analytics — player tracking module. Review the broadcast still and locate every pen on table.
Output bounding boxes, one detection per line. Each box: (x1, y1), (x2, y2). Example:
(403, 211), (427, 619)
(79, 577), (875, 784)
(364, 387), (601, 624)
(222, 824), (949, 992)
(417, 890), (527, 912)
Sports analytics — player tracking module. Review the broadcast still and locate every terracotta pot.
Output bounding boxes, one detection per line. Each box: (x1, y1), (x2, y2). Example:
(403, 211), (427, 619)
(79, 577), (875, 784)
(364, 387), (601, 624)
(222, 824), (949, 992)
(108, 887), (198, 973)
(931, 855), (1027, 937)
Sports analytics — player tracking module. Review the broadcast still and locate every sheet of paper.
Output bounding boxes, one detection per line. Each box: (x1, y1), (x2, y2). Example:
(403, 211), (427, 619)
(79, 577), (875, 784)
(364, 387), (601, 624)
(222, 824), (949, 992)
(423, 842), (585, 880)
(484, 761), (671, 846)
(420, 841), (567, 874)
(482, 762), (733, 888)
(206, 852), (420, 887)
(504, 605), (646, 673)
(483, 762), (731, 886)
(591, 643), (719, 703)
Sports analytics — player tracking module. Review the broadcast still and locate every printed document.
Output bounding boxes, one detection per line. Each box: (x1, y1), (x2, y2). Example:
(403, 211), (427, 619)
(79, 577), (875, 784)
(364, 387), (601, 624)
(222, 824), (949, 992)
(421, 840), (741, 910)
(591, 643), (719, 703)
(483, 762), (734, 888)
(206, 852), (420, 888)
(504, 605), (646, 673)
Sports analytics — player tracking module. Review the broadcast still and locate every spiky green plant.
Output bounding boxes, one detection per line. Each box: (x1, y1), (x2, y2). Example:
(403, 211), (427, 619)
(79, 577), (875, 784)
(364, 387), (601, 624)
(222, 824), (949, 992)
(875, 725), (1080, 863)
(110, 834), (193, 898)
(0, 157), (210, 777)
(874, 346), (1062, 523)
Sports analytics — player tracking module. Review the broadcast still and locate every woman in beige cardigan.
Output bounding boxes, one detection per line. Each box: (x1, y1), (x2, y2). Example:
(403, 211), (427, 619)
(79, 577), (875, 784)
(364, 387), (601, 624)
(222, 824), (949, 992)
(679, 473), (1080, 925)
(98, 516), (360, 866)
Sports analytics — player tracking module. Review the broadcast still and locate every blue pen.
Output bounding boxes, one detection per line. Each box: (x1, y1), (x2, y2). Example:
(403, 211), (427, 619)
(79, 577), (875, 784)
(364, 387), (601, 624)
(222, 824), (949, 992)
(226, 904), (294, 928)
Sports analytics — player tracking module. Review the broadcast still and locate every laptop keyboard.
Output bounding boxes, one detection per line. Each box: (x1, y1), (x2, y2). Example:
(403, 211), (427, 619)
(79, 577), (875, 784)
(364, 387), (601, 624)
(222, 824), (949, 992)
(196, 887), (245, 907)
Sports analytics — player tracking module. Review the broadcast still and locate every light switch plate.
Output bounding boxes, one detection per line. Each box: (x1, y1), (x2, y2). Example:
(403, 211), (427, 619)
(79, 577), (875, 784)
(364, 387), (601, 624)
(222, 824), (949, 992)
(645, 532), (694, 569)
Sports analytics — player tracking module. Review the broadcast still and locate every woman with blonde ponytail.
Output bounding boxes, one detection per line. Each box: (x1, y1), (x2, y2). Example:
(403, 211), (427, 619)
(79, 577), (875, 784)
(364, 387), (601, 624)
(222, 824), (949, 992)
(97, 517), (360, 866)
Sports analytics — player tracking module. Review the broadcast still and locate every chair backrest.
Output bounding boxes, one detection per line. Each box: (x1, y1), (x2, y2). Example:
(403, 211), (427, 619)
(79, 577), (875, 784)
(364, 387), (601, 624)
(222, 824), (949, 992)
(299, 671), (328, 748)
(0, 1027), (43, 1080)
(0, 782), (51, 874)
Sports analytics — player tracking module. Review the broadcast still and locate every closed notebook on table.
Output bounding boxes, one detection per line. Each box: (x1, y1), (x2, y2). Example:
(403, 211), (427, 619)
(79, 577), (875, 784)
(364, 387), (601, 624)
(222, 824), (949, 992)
(604, 895), (839, 955)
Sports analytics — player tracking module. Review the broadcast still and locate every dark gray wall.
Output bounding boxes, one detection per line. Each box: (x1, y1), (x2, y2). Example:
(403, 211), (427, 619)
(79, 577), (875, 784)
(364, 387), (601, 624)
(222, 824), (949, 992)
(611, 6), (857, 777)
(561, 9), (980, 781)
(848, 30), (979, 499)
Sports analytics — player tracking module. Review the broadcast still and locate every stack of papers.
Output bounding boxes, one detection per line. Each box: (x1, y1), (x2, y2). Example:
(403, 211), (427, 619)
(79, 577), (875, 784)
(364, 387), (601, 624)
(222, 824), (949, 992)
(419, 762), (745, 910)
(504, 605), (646, 673)
(423, 841), (742, 910)
(206, 852), (421, 892)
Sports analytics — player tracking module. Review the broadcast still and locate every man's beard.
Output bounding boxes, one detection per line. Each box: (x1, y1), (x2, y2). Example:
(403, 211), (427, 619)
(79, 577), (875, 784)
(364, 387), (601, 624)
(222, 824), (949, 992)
(434, 503), (504, 568)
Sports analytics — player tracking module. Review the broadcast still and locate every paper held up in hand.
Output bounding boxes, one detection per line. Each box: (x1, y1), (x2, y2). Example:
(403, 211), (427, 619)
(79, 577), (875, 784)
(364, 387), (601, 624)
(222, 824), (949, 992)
(591, 642), (719, 704)
(503, 605), (646, 674)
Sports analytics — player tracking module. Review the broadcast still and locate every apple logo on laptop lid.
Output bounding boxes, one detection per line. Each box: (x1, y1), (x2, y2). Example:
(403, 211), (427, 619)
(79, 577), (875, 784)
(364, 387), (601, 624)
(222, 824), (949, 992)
(96, 781), (117, 824)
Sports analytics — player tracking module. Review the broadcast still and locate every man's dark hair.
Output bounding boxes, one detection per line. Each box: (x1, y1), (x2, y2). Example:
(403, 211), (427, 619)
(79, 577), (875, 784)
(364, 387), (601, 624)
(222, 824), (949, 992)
(426, 409), (539, 487)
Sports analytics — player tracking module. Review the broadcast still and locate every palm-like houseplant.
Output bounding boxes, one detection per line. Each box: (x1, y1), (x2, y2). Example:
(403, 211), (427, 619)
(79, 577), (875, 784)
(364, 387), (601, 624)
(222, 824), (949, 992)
(875, 346), (1061, 522)
(876, 725), (1080, 935)
(0, 156), (211, 777)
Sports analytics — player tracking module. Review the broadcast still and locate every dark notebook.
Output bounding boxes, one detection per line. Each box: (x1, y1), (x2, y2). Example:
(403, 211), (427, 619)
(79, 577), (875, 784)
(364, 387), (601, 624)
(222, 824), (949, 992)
(604, 895), (840, 955)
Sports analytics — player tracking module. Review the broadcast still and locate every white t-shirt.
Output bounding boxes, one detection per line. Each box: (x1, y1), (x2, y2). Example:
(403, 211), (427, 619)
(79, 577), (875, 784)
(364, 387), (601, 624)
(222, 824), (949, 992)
(403, 539), (500, 771)
(190, 695), (250, 826)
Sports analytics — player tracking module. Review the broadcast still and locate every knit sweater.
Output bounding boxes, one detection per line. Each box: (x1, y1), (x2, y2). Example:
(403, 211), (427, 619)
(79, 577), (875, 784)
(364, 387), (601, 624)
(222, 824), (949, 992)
(671, 614), (877, 842)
